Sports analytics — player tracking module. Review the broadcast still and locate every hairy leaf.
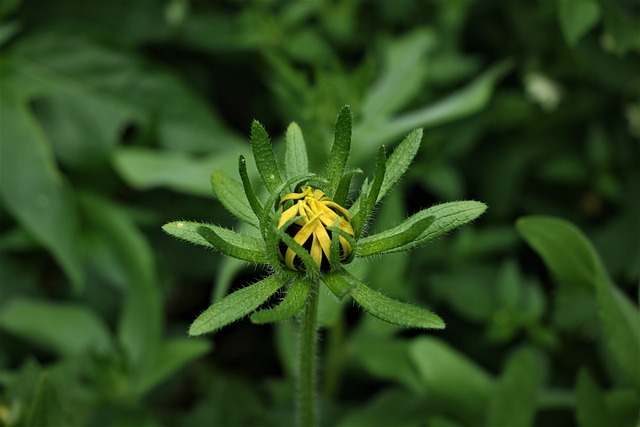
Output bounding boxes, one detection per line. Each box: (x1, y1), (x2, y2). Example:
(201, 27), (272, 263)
(211, 170), (259, 227)
(251, 278), (309, 324)
(189, 275), (287, 335)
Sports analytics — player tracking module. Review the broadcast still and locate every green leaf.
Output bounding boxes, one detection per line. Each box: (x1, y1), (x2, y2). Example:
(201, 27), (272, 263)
(485, 347), (544, 427)
(409, 337), (494, 425)
(516, 216), (598, 288)
(0, 85), (83, 291)
(326, 105), (352, 197)
(333, 168), (362, 207)
(336, 388), (430, 427)
(357, 215), (433, 257)
(163, 221), (267, 263)
(558, 0), (601, 47)
(113, 147), (250, 197)
(137, 338), (212, 396)
(238, 155), (263, 217)
(343, 270), (445, 329)
(211, 170), (259, 227)
(251, 120), (283, 193)
(197, 226), (267, 263)
(79, 193), (161, 370)
(361, 29), (435, 120)
(26, 373), (68, 427)
(517, 216), (640, 388)
(378, 128), (421, 203)
(0, 298), (111, 357)
(351, 334), (424, 394)
(354, 146), (387, 238)
(352, 61), (513, 154)
(284, 122), (309, 179)
(188, 274), (287, 335)
(360, 201), (487, 254)
(251, 277), (309, 324)
(576, 369), (613, 427)
(9, 31), (242, 153)
(321, 271), (356, 300)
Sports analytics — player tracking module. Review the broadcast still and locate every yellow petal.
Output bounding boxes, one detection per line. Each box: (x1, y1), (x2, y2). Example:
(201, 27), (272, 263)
(278, 202), (302, 228)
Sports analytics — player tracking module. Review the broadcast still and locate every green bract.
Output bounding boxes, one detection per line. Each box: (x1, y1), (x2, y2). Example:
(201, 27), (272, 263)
(163, 106), (487, 336)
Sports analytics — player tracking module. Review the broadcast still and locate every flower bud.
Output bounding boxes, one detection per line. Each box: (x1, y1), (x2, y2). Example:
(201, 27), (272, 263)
(278, 186), (354, 271)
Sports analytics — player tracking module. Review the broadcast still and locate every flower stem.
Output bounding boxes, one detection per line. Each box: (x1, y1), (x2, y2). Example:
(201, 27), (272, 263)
(297, 279), (320, 427)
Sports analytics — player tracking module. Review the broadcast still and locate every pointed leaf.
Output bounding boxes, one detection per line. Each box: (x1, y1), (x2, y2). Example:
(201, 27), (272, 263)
(357, 215), (434, 257)
(27, 373), (68, 427)
(517, 216), (640, 387)
(352, 61), (513, 152)
(321, 271), (356, 300)
(284, 122), (309, 179)
(576, 369), (613, 427)
(0, 86), (83, 291)
(80, 193), (160, 369)
(409, 337), (493, 424)
(197, 226), (267, 263)
(485, 347), (544, 427)
(558, 0), (601, 47)
(251, 277), (309, 324)
(163, 221), (267, 263)
(137, 338), (212, 396)
(326, 105), (352, 197)
(333, 168), (362, 207)
(211, 170), (259, 227)
(238, 155), (263, 217)
(379, 129), (421, 203)
(189, 274), (287, 335)
(251, 120), (282, 192)
(0, 298), (111, 357)
(343, 271), (445, 329)
(358, 201), (487, 255)
(353, 146), (387, 238)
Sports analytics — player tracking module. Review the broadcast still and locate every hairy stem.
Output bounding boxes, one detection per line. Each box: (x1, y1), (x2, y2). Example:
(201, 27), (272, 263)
(297, 279), (320, 427)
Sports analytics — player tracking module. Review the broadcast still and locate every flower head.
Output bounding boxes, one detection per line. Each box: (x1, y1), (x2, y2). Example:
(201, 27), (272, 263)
(278, 186), (354, 271)
(163, 105), (487, 336)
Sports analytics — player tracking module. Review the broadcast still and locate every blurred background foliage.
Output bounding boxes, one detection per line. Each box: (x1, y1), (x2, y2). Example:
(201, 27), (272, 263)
(0, 0), (639, 426)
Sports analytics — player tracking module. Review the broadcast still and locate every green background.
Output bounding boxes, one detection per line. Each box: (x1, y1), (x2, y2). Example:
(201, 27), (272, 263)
(1, 0), (638, 426)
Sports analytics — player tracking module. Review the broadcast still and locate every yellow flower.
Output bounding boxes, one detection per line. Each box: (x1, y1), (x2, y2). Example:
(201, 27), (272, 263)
(278, 186), (354, 271)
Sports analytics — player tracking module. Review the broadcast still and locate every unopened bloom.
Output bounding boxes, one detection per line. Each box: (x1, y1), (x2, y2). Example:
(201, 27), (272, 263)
(278, 186), (354, 271)
(163, 105), (487, 335)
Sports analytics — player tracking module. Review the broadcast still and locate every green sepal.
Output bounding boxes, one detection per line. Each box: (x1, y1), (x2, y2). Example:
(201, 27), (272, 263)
(210, 170), (259, 227)
(321, 271), (355, 300)
(329, 218), (341, 270)
(333, 168), (362, 207)
(238, 155), (263, 217)
(325, 105), (352, 198)
(360, 201), (487, 254)
(188, 274), (287, 336)
(251, 120), (283, 193)
(251, 277), (310, 324)
(342, 270), (445, 329)
(326, 224), (358, 264)
(163, 221), (267, 263)
(284, 122), (309, 179)
(274, 224), (320, 277)
(354, 146), (386, 238)
(197, 225), (267, 264)
(350, 129), (422, 222)
(380, 128), (422, 202)
(356, 215), (434, 257)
